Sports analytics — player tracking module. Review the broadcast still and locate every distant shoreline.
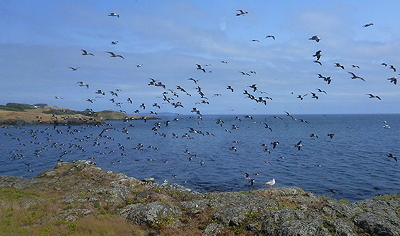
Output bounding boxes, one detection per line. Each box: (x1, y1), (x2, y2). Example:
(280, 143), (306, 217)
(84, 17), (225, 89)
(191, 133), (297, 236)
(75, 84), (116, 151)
(0, 103), (157, 126)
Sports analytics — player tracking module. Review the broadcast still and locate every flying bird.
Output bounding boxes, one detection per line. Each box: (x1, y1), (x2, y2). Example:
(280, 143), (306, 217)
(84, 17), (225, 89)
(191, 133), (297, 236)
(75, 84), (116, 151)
(77, 81), (89, 88)
(68, 67), (80, 71)
(271, 141), (279, 149)
(196, 64), (206, 73)
(106, 51), (124, 59)
(362, 23), (373, 27)
(81, 49), (94, 56)
(108, 13), (120, 18)
(334, 63), (345, 69)
(387, 77), (397, 85)
(309, 35), (320, 42)
(387, 153), (397, 162)
(227, 85), (234, 92)
(265, 35), (275, 40)
(236, 9), (248, 16)
(294, 141), (303, 150)
(366, 94), (381, 100)
(348, 71), (365, 81)
(188, 78), (199, 83)
(313, 50), (322, 60)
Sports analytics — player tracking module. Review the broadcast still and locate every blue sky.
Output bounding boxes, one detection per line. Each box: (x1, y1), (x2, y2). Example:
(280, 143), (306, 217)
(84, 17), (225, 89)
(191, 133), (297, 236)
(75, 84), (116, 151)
(1, 0), (399, 115)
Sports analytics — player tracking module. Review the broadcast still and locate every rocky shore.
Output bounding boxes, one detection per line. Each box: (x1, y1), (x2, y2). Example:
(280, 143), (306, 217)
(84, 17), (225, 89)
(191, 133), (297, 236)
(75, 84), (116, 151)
(0, 161), (399, 236)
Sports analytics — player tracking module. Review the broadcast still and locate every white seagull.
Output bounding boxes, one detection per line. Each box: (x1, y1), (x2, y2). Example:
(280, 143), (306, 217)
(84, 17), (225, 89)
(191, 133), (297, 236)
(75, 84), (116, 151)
(263, 178), (275, 187)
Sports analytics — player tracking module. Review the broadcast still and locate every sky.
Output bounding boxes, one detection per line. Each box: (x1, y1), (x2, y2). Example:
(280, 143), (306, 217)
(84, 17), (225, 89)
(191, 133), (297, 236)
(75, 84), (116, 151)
(1, 0), (399, 115)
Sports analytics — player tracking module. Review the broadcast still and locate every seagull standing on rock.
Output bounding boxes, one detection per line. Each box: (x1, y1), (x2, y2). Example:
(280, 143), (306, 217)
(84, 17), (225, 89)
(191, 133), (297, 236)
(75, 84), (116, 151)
(263, 178), (275, 187)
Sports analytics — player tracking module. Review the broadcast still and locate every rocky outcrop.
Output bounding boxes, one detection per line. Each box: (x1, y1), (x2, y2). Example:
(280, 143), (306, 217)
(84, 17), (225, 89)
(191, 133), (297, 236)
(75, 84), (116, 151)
(0, 160), (399, 235)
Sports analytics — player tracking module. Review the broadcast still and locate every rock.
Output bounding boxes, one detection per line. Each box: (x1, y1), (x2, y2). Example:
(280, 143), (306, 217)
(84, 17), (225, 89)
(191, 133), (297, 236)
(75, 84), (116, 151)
(142, 178), (155, 183)
(354, 212), (400, 236)
(202, 223), (224, 236)
(120, 201), (183, 228)
(276, 219), (331, 236)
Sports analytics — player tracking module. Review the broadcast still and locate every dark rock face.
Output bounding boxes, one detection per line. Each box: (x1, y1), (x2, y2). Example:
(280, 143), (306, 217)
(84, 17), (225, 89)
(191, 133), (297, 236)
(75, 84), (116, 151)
(0, 160), (399, 235)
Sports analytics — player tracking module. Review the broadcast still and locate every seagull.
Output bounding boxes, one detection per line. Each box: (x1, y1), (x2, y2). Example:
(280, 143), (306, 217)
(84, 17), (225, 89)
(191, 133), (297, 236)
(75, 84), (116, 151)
(265, 35), (275, 40)
(188, 78), (199, 84)
(387, 77), (397, 85)
(248, 84), (257, 92)
(77, 81), (89, 89)
(263, 178), (275, 186)
(55, 96), (63, 99)
(108, 12), (120, 18)
(352, 65), (360, 68)
(309, 35), (320, 42)
(294, 141), (303, 150)
(348, 71), (365, 81)
(327, 133), (335, 139)
(366, 94), (381, 100)
(263, 123), (273, 131)
(106, 51), (124, 59)
(196, 64), (206, 73)
(334, 63), (345, 69)
(271, 141), (279, 149)
(236, 9), (248, 16)
(111, 41), (119, 45)
(95, 90), (106, 95)
(68, 67), (80, 71)
(313, 50), (322, 60)
(317, 88), (327, 94)
(227, 85), (234, 92)
(251, 39), (260, 42)
(389, 65), (396, 72)
(362, 23), (373, 27)
(81, 49), (94, 56)
(324, 77), (332, 84)
(387, 153), (398, 162)
(284, 111), (295, 120)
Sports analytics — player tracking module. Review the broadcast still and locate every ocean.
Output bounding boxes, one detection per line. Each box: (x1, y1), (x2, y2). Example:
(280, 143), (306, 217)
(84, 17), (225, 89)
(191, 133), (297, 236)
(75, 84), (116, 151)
(1, 114), (399, 201)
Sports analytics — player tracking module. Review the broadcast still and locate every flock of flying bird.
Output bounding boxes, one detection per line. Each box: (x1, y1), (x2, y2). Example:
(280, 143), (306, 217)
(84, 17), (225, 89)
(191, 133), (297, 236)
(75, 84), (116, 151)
(3, 9), (398, 191)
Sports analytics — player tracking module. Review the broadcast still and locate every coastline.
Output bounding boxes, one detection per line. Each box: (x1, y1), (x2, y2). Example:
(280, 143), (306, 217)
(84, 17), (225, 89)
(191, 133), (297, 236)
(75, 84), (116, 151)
(1, 160), (399, 235)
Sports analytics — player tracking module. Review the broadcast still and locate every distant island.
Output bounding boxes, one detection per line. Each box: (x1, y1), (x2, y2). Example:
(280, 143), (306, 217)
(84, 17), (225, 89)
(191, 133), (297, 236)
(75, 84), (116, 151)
(0, 103), (157, 126)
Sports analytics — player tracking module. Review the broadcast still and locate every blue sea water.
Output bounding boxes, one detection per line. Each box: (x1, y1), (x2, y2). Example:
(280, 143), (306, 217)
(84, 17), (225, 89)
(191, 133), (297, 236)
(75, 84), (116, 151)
(0, 114), (399, 201)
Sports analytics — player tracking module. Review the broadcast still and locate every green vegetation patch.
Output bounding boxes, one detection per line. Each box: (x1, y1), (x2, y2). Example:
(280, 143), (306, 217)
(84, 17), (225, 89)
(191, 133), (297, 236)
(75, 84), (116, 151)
(0, 188), (42, 203)
(42, 109), (97, 117)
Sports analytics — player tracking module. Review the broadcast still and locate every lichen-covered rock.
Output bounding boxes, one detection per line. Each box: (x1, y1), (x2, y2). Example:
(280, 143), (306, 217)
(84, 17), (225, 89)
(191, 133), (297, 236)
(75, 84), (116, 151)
(120, 201), (183, 228)
(202, 223), (224, 236)
(276, 219), (331, 236)
(353, 212), (400, 236)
